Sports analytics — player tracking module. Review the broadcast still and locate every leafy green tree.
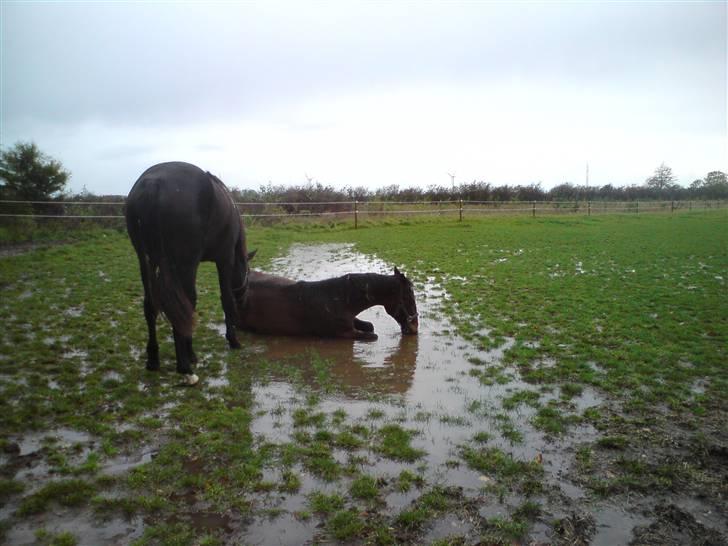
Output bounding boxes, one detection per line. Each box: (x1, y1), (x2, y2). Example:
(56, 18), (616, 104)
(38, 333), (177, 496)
(0, 142), (70, 201)
(700, 171), (728, 199)
(704, 170), (727, 188)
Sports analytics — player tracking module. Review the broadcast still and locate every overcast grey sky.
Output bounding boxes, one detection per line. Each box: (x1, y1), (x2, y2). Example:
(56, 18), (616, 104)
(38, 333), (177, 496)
(2, 1), (726, 195)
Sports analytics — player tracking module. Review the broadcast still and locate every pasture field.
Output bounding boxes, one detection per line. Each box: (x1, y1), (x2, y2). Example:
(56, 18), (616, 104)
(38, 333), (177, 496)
(0, 212), (726, 545)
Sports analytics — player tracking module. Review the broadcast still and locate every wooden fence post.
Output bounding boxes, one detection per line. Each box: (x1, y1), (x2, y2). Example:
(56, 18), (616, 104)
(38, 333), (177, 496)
(587, 201), (591, 216)
(459, 199), (463, 221)
(636, 201), (639, 214)
(671, 200), (675, 213)
(354, 200), (358, 229)
(532, 201), (536, 217)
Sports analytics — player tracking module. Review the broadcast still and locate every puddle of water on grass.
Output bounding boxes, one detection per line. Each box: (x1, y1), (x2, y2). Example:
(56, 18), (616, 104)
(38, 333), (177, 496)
(239, 243), (607, 544)
(591, 504), (650, 546)
(102, 370), (124, 383)
(238, 512), (315, 546)
(425, 513), (477, 543)
(570, 387), (606, 413)
(3, 510), (144, 546)
(61, 348), (88, 360)
(64, 305), (85, 318)
(17, 428), (92, 456)
(103, 449), (156, 476)
(18, 289), (33, 300)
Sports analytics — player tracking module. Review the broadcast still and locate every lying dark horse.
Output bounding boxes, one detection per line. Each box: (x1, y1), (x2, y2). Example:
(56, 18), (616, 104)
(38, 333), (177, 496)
(239, 268), (418, 340)
(125, 162), (251, 383)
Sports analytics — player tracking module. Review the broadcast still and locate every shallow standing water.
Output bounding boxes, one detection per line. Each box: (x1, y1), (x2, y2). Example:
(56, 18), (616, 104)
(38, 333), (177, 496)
(237, 243), (607, 545)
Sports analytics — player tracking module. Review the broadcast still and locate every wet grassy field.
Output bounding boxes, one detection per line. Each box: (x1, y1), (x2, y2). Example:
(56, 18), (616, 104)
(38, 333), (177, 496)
(1, 212), (726, 545)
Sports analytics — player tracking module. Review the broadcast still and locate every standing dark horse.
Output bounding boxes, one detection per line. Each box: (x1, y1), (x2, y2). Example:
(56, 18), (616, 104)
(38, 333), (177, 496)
(125, 162), (251, 384)
(239, 268), (418, 340)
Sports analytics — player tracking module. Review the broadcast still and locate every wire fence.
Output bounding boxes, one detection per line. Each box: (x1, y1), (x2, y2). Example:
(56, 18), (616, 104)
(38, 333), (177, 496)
(0, 198), (726, 230)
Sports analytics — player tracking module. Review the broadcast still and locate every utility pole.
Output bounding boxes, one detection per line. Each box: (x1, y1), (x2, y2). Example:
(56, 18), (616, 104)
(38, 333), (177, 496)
(585, 162), (590, 209)
(448, 172), (456, 192)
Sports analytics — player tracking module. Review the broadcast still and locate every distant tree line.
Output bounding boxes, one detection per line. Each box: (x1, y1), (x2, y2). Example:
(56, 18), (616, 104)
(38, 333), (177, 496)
(2, 142), (727, 210)
(229, 163), (727, 205)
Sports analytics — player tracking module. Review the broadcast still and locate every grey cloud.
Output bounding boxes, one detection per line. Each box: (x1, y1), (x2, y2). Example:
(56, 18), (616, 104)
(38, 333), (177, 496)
(95, 144), (152, 161)
(3, 2), (725, 128)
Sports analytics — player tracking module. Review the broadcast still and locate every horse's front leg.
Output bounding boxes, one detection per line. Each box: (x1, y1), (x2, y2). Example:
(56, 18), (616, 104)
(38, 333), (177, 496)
(216, 261), (241, 349)
(353, 329), (378, 341)
(338, 326), (378, 341)
(353, 318), (374, 333)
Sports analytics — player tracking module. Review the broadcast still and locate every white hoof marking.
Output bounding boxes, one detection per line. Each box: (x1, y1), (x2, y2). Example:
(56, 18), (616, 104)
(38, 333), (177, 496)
(185, 374), (199, 386)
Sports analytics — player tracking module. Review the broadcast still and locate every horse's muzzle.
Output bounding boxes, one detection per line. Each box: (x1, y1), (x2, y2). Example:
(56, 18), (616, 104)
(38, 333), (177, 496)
(402, 316), (419, 335)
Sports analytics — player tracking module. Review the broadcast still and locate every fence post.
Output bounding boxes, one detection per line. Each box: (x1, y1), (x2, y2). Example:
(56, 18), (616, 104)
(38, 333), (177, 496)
(671, 200), (674, 213)
(532, 201), (536, 218)
(689, 200), (692, 211)
(587, 201), (591, 216)
(636, 201), (639, 214)
(458, 199), (463, 221)
(354, 200), (358, 229)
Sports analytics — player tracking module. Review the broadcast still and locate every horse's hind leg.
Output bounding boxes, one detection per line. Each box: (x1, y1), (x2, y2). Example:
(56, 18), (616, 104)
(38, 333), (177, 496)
(137, 255), (160, 370)
(173, 327), (195, 376)
(143, 297), (160, 370)
(172, 264), (198, 376)
(186, 338), (197, 364)
(354, 318), (374, 333)
(216, 261), (241, 349)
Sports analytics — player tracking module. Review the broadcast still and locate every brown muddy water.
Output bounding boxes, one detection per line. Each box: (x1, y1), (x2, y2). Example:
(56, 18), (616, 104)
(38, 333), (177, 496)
(3, 243), (721, 545)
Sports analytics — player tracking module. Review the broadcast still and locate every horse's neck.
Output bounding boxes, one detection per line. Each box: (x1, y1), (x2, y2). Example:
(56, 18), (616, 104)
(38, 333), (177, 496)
(350, 274), (396, 311)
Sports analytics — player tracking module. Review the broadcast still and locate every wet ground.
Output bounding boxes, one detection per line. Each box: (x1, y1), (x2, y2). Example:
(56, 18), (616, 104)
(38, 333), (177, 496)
(231, 244), (621, 544)
(230, 244), (727, 545)
(2, 243), (726, 545)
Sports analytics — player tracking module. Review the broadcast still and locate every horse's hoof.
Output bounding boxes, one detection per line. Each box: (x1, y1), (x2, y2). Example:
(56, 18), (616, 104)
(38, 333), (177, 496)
(183, 374), (199, 386)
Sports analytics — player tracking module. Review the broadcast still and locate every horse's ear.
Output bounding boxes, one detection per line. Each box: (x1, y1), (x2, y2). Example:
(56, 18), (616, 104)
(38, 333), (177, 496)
(394, 267), (401, 277)
(247, 249), (257, 262)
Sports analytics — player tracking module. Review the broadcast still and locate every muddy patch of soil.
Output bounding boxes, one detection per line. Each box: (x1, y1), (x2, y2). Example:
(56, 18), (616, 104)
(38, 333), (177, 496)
(630, 503), (725, 546)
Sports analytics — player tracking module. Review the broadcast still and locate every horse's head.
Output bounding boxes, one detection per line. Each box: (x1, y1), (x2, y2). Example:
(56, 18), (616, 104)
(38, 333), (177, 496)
(385, 267), (419, 335)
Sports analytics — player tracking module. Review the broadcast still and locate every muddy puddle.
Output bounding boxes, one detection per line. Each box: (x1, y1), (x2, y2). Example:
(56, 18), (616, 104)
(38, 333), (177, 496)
(233, 243), (610, 544)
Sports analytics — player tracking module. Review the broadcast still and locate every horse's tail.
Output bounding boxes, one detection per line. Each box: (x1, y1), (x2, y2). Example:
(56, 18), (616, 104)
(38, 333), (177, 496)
(127, 184), (195, 337)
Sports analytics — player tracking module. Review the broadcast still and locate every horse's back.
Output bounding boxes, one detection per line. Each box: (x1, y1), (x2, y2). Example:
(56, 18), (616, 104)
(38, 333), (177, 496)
(240, 272), (353, 336)
(126, 162), (240, 264)
(239, 271), (301, 334)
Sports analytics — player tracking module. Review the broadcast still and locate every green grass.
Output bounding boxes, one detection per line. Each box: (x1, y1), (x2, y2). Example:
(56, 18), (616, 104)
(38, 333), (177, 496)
(340, 213), (727, 413)
(1, 212), (726, 544)
(308, 491), (345, 514)
(375, 424), (425, 462)
(17, 479), (96, 516)
(349, 474), (379, 501)
(328, 509), (365, 540)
